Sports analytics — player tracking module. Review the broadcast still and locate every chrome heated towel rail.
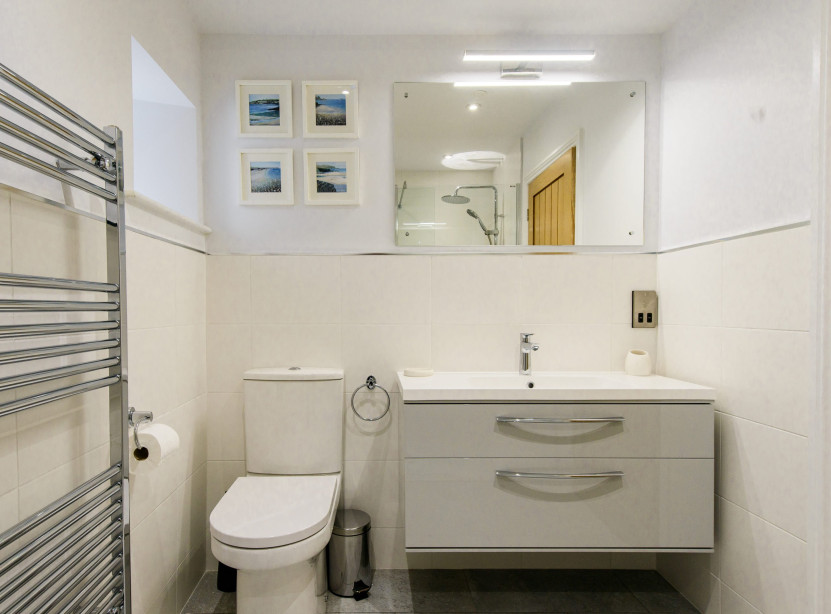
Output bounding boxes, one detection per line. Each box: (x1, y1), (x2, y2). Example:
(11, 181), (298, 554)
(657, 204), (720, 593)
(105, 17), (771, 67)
(0, 62), (130, 613)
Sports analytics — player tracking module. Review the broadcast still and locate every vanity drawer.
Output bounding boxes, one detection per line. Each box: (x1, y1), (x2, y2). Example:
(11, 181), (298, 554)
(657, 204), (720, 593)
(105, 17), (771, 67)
(404, 457), (714, 550)
(402, 403), (713, 459)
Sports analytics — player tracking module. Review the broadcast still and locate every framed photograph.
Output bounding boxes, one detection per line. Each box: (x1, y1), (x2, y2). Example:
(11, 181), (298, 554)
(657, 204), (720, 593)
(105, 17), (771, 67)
(302, 81), (358, 138)
(236, 80), (293, 137)
(240, 149), (294, 205)
(303, 148), (359, 205)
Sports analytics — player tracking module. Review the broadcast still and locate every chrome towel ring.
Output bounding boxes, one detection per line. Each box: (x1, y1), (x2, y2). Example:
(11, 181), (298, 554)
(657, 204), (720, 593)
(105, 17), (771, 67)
(350, 375), (391, 422)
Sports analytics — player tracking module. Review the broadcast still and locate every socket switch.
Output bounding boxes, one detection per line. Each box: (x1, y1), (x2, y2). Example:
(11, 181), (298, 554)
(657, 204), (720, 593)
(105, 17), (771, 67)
(632, 290), (658, 328)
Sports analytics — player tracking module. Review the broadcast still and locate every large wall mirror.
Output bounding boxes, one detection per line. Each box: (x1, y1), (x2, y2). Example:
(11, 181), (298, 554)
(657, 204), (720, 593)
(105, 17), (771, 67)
(394, 82), (645, 247)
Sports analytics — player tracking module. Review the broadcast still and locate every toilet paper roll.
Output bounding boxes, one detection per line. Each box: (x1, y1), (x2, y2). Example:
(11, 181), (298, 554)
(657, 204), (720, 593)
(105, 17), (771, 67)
(129, 423), (180, 475)
(624, 349), (653, 376)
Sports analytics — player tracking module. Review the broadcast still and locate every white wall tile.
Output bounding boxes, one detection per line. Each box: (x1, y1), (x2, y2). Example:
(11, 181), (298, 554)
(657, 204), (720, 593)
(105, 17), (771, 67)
(206, 324), (252, 393)
(521, 254), (613, 324)
(207, 393), (245, 461)
(657, 325), (722, 388)
(722, 227), (811, 331)
(0, 489), (18, 536)
(175, 323), (208, 406)
(10, 195), (106, 281)
(719, 328), (811, 435)
(131, 493), (183, 614)
(611, 324), (658, 372)
(342, 324), (430, 392)
(657, 243), (722, 326)
(718, 499), (808, 614)
(371, 528), (408, 569)
(129, 327), (179, 417)
(343, 460), (402, 528)
(0, 190), (11, 274)
(718, 415), (807, 539)
(721, 584), (762, 614)
(250, 323), (342, 369)
(612, 254), (658, 324)
(430, 324), (519, 372)
(177, 542), (207, 612)
(18, 444), (109, 518)
(341, 256), (430, 324)
(251, 256), (340, 324)
(0, 415), (18, 498)
(175, 247), (206, 326)
(345, 392), (399, 461)
(530, 324), (612, 371)
(431, 255), (523, 324)
(207, 255), (251, 324)
(126, 231), (177, 329)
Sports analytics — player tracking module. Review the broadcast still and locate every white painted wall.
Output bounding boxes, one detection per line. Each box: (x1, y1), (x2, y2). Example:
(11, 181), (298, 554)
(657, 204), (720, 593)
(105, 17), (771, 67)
(132, 38), (201, 222)
(658, 0), (821, 249)
(201, 34), (662, 253)
(523, 81), (645, 246)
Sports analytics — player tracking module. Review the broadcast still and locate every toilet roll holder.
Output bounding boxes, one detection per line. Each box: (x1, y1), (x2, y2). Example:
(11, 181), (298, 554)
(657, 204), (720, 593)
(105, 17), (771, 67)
(128, 407), (154, 455)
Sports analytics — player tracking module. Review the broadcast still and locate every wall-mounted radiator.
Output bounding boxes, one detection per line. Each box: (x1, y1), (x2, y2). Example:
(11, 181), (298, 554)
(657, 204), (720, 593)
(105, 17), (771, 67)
(0, 63), (130, 613)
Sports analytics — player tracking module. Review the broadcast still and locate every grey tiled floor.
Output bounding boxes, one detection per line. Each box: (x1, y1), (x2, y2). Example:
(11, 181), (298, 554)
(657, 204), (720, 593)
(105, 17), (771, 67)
(184, 569), (699, 613)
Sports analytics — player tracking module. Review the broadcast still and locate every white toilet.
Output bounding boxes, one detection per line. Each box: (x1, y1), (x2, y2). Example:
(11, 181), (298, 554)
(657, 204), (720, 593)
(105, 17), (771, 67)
(210, 367), (344, 614)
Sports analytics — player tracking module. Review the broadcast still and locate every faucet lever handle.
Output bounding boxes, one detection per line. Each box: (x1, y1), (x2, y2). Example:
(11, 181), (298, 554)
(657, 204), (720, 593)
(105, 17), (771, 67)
(520, 333), (534, 343)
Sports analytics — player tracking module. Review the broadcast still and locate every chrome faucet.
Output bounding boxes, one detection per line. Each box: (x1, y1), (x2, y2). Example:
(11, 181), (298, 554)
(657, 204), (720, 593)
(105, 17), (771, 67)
(519, 333), (539, 375)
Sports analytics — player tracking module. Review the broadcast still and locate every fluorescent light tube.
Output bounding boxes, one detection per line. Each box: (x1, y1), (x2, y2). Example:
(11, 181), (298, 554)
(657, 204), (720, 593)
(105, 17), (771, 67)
(463, 50), (595, 62)
(454, 81), (572, 88)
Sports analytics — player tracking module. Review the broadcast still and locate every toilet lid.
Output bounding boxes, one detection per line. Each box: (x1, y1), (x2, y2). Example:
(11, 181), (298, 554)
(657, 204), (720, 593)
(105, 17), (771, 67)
(210, 475), (338, 549)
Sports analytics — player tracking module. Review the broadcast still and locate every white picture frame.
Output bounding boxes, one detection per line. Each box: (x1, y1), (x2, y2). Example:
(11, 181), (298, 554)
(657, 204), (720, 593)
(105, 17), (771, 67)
(302, 80), (358, 138)
(236, 80), (293, 137)
(303, 148), (359, 205)
(240, 149), (294, 206)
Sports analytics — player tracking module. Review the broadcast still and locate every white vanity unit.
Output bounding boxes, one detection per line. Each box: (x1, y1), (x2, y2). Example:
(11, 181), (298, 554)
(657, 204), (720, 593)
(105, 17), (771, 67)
(397, 372), (716, 553)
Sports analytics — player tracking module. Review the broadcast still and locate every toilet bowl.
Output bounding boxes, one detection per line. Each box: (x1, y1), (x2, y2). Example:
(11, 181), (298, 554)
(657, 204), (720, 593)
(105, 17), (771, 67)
(209, 367), (344, 614)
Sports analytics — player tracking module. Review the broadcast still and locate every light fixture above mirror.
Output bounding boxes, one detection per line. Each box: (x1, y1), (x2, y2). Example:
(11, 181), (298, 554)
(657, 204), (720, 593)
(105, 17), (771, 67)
(462, 50), (596, 62)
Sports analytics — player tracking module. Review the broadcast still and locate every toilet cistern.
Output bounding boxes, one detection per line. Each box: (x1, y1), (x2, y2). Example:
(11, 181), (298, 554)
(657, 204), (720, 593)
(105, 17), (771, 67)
(519, 333), (539, 375)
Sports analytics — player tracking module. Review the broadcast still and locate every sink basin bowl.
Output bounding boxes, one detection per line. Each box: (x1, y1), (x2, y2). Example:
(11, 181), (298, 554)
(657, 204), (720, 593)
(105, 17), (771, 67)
(396, 371), (715, 403)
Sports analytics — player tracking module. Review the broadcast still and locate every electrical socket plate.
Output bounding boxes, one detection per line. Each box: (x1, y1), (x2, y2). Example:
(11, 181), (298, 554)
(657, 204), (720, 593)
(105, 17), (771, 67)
(632, 290), (658, 328)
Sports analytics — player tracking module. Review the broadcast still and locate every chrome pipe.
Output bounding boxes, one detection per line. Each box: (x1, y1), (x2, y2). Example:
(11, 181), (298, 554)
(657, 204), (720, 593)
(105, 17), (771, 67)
(69, 570), (123, 614)
(0, 298), (119, 311)
(0, 321), (119, 339)
(0, 465), (120, 550)
(0, 339), (119, 365)
(0, 375), (121, 419)
(0, 357), (119, 392)
(0, 88), (114, 161)
(0, 141), (115, 201)
(496, 470), (625, 480)
(6, 539), (122, 614)
(0, 63), (116, 146)
(0, 271), (118, 293)
(0, 520), (121, 604)
(0, 498), (121, 578)
(0, 115), (116, 182)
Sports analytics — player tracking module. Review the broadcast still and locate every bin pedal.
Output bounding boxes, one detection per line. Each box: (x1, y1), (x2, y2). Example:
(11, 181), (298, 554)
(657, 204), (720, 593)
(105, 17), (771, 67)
(353, 580), (371, 600)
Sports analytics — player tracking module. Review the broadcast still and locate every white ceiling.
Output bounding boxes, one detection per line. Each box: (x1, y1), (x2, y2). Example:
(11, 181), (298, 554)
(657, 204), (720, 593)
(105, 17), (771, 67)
(187, 0), (695, 36)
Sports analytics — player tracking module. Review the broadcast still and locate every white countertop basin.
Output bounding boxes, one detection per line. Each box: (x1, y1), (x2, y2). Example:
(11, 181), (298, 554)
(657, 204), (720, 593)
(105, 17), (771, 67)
(396, 371), (716, 403)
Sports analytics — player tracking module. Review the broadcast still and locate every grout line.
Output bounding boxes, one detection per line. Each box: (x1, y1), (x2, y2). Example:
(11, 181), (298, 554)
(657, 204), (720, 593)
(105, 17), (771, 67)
(715, 409), (809, 439)
(716, 495), (807, 544)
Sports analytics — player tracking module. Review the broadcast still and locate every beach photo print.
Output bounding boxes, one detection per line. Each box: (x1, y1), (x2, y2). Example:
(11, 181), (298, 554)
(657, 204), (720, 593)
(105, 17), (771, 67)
(240, 149), (294, 205)
(236, 81), (293, 137)
(304, 148), (359, 205)
(302, 81), (358, 138)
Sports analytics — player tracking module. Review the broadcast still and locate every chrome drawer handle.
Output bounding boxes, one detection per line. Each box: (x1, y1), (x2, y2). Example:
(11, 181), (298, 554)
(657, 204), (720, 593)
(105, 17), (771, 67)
(496, 470), (624, 480)
(496, 416), (625, 424)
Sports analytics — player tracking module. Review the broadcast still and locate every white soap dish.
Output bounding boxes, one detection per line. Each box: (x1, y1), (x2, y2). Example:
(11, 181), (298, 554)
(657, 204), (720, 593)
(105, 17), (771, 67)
(403, 368), (434, 377)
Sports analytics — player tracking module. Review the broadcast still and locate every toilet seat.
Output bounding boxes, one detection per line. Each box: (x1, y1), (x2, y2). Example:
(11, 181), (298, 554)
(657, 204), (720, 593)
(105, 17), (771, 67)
(210, 475), (339, 549)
